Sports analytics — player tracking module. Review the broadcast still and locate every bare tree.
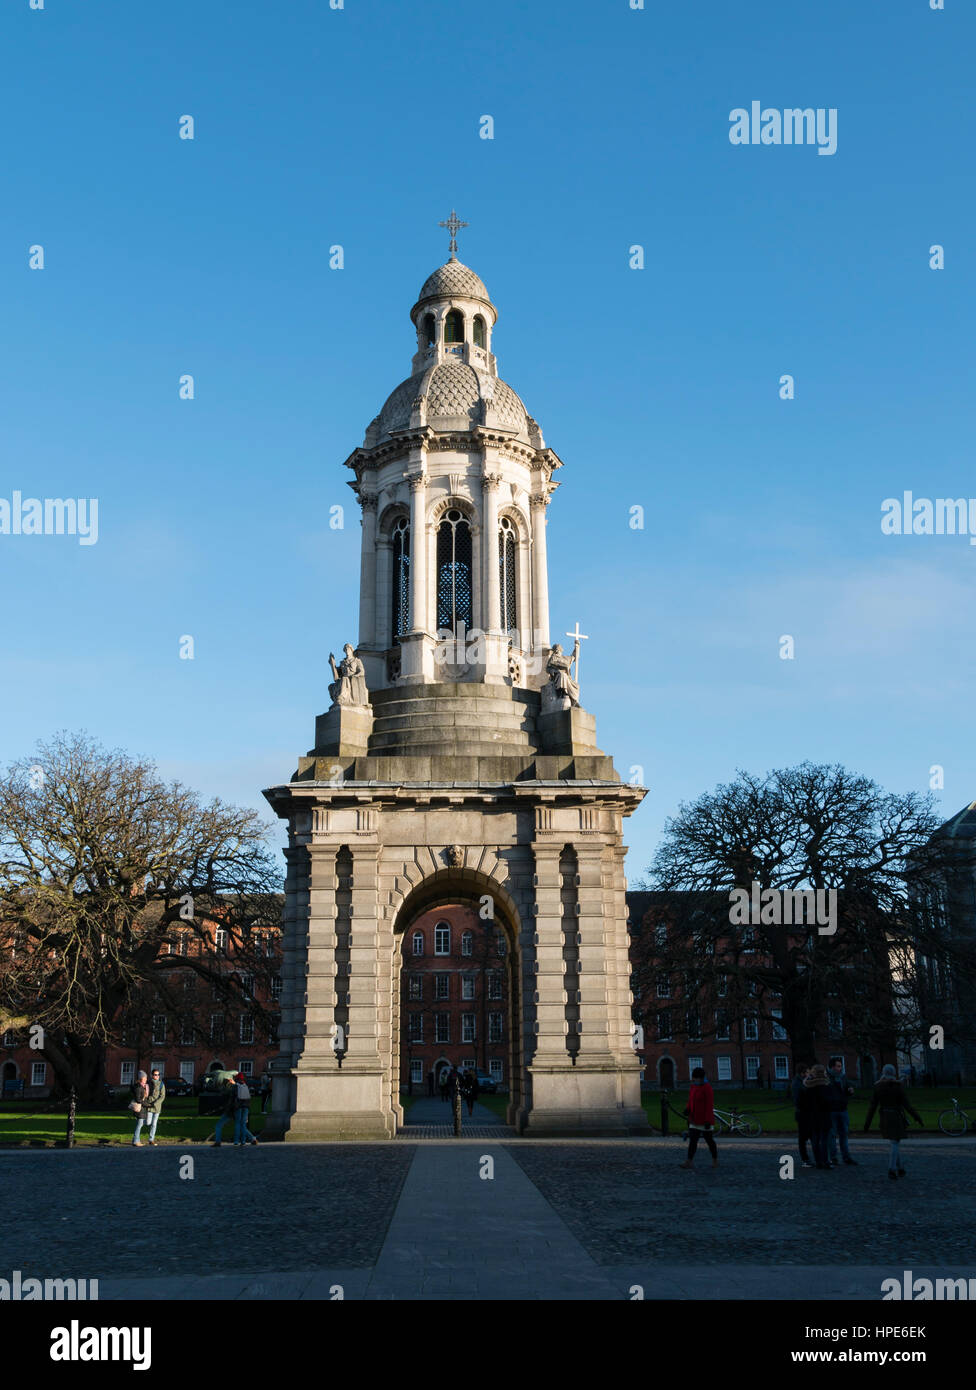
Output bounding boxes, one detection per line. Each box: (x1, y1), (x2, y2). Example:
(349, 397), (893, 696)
(0, 732), (283, 1101)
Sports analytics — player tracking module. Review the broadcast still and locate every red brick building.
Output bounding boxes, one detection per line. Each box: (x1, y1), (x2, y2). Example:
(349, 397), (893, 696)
(399, 902), (511, 1093)
(1, 918), (280, 1099)
(626, 891), (895, 1091)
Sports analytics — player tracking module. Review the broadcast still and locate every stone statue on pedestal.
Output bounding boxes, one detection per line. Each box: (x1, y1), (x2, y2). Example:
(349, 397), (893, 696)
(542, 639), (581, 711)
(328, 643), (368, 708)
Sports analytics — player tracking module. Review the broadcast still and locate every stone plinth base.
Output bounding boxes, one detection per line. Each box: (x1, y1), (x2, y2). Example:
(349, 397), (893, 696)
(522, 1062), (649, 1136)
(537, 706), (602, 756)
(261, 1066), (398, 1140)
(310, 703), (373, 758)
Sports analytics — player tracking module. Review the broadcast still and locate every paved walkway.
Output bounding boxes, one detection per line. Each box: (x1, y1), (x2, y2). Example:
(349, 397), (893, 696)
(399, 1094), (513, 1138)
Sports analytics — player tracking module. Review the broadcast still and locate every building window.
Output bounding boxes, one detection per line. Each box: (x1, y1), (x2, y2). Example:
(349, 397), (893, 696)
(434, 923), (451, 956)
(774, 1055), (790, 1080)
(656, 975), (671, 999)
(268, 1021), (279, 1046)
(461, 975), (475, 1001)
(210, 1014), (224, 1044)
(499, 517), (518, 633)
(771, 1009), (787, 1041)
(686, 1011), (702, 1041)
(473, 314), (486, 349)
(435, 1015), (449, 1044)
(31, 1062), (46, 1087)
(152, 1015), (167, 1045)
(489, 1059), (503, 1082)
(2, 1029), (15, 1047)
(179, 1061), (194, 1085)
(410, 1059), (424, 1085)
(412, 931), (424, 957)
(408, 1014), (423, 1042)
(436, 511), (473, 634)
(744, 1015), (759, 1041)
(182, 974), (194, 993)
(435, 973), (449, 1000)
(489, 1013), (503, 1042)
(746, 1056), (760, 1080)
(654, 923), (667, 948)
(462, 1015), (476, 1043)
(421, 312), (436, 348)
(239, 974), (254, 998)
(239, 1060), (253, 1077)
(716, 975), (728, 997)
(180, 1017), (194, 1045)
(487, 973), (502, 1000)
(657, 1010), (672, 1041)
(461, 931), (473, 957)
(271, 975), (282, 1001)
(120, 1061), (135, 1086)
(408, 975), (423, 1001)
(717, 1055), (732, 1082)
(827, 1009), (843, 1038)
(444, 308), (465, 343)
(239, 1016), (254, 1044)
(214, 928), (228, 953)
(715, 1010), (730, 1041)
(392, 517), (410, 639)
(688, 1056), (703, 1079)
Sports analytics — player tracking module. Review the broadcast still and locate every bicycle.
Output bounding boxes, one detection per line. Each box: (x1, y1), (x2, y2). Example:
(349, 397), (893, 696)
(712, 1105), (763, 1137)
(938, 1097), (971, 1136)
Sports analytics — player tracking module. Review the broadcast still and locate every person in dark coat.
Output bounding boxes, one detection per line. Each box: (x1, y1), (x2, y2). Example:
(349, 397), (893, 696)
(438, 1065), (451, 1102)
(797, 1064), (834, 1169)
(427, 1069), (435, 1098)
(864, 1064), (923, 1179)
(130, 1071), (149, 1147)
(792, 1065), (812, 1167)
(460, 1069), (479, 1117)
(827, 1059), (856, 1165)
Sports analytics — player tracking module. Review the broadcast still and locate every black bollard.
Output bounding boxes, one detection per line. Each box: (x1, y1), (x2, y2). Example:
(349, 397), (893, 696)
(660, 1089), (669, 1136)
(66, 1087), (77, 1148)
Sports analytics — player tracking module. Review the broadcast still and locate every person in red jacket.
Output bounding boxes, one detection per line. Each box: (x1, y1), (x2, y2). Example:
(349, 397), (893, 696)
(679, 1066), (718, 1169)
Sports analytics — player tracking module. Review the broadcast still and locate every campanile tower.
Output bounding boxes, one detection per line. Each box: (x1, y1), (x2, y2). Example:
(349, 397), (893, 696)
(264, 225), (647, 1137)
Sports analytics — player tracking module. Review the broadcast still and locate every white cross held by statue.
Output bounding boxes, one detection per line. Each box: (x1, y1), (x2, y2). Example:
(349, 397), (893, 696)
(566, 622), (589, 681)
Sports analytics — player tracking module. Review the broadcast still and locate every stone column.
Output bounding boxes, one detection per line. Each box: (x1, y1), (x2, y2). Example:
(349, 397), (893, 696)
(357, 491), (378, 648)
(481, 473), (502, 633)
(575, 844), (616, 1061)
(374, 538), (392, 649)
(407, 472), (428, 635)
(530, 494), (550, 650)
(528, 842), (567, 1064)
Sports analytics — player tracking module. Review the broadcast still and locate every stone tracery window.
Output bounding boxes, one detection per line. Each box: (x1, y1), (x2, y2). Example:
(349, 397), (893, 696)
(498, 516), (517, 633)
(436, 510), (473, 634)
(392, 516), (410, 640)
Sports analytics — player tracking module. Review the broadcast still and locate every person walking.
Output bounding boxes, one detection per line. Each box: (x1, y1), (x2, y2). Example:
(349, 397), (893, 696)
(260, 1072), (272, 1114)
(798, 1064), (834, 1169)
(130, 1070), (150, 1147)
(426, 1069), (435, 1098)
(792, 1065), (813, 1167)
(210, 1077), (237, 1147)
(864, 1063), (923, 1180)
(679, 1066), (718, 1170)
(460, 1068), (479, 1117)
(827, 1059), (857, 1166)
(143, 1068), (166, 1146)
(439, 1065), (451, 1103)
(233, 1073), (259, 1146)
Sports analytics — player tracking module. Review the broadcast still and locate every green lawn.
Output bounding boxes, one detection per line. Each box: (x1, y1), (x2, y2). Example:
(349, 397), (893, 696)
(642, 1086), (976, 1134)
(0, 1097), (270, 1147)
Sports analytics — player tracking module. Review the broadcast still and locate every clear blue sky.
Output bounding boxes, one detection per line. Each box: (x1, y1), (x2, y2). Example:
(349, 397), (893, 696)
(1, 0), (973, 881)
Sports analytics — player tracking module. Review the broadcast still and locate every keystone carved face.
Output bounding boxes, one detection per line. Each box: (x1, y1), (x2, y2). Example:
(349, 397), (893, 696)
(445, 845), (464, 869)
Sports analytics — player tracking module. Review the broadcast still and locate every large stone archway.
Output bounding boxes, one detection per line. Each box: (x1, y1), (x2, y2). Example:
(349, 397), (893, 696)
(391, 873), (524, 1125)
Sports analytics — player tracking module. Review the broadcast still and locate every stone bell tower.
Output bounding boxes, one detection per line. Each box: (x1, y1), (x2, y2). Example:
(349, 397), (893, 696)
(263, 218), (647, 1138)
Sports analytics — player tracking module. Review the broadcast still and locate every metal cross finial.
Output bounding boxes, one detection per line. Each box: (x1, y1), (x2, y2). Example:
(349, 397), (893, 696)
(566, 621), (589, 681)
(439, 209), (468, 258)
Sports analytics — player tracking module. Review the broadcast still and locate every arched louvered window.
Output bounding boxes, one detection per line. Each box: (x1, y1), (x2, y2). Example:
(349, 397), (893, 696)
(392, 517), (410, 640)
(444, 309), (465, 343)
(473, 315), (486, 349)
(499, 516), (517, 634)
(436, 510), (473, 634)
(421, 313), (436, 348)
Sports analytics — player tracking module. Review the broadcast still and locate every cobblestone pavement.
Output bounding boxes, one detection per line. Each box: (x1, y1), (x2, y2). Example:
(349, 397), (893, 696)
(3, 1138), (973, 1299)
(0, 1145), (415, 1277)
(507, 1138), (976, 1266)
